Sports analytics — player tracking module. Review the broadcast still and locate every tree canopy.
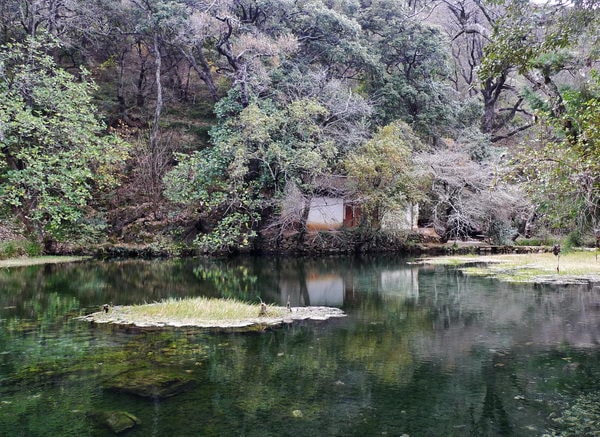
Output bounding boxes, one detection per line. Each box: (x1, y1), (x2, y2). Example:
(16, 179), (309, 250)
(0, 0), (598, 251)
(0, 36), (127, 244)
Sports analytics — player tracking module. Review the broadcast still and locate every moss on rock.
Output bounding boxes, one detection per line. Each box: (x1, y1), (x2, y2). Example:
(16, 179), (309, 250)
(104, 368), (195, 399)
(88, 410), (141, 434)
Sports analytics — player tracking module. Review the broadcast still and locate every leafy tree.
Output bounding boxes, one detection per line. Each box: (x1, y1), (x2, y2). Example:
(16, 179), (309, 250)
(0, 36), (127, 244)
(344, 120), (424, 227)
(358, 1), (458, 138)
(511, 75), (600, 232)
(164, 96), (337, 252)
(480, 0), (598, 124)
(481, 0), (600, 233)
(282, 0), (373, 79)
(434, 0), (536, 142)
(0, 0), (562, 249)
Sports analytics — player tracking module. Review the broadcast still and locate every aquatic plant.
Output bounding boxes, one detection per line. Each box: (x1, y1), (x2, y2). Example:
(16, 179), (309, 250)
(421, 251), (600, 284)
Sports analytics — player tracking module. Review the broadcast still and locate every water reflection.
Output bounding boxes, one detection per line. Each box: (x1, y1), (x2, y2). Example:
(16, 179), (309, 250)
(1, 257), (600, 436)
(274, 258), (420, 307)
(415, 267), (600, 360)
(280, 273), (344, 306)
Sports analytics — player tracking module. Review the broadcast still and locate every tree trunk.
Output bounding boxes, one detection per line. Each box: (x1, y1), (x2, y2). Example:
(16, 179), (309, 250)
(135, 42), (148, 108)
(181, 47), (219, 102)
(149, 31), (163, 153)
(481, 90), (496, 133)
(116, 49), (127, 114)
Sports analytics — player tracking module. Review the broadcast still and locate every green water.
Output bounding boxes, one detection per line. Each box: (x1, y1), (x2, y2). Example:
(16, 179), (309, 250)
(1, 256), (600, 436)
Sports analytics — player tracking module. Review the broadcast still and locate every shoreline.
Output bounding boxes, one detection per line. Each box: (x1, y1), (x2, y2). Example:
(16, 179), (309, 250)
(64, 241), (551, 259)
(0, 255), (90, 268)
(3, 247), (599, 289)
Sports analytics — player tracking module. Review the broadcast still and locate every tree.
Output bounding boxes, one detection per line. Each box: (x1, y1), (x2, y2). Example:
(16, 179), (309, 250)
(359, 0), (459, 138)
(434, 0), (535, 142)
(164, 96), (338, 252)
(511, 75), (600, 233)
(345, 120), (424, 227)
(480, 0), (599, 123)
(0, 36), (127, 244)
(417, 138), (530, 243)
(481, 0), (600, 233)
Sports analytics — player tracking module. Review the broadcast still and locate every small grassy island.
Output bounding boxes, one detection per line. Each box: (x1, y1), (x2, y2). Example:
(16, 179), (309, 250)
(420, 250), (600, 285)
(79, 297), (346, 331)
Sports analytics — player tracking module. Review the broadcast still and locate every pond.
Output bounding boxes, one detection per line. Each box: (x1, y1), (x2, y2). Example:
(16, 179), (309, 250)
(1, 256), (600, 436)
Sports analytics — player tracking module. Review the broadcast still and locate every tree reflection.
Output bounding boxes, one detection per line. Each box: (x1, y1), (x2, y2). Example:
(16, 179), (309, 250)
(2, 257), (600, 435)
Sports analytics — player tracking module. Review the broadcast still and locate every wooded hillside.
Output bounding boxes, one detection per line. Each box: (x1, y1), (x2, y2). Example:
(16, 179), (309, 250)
(0, 0), (598, 254)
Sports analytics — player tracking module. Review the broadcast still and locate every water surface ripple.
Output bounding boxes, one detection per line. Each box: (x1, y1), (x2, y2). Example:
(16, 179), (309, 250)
(1, 256), (599, 436)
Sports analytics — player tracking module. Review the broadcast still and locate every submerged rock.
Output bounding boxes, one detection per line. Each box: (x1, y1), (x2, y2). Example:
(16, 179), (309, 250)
(104, 368), (195, 399)
(88, 410), (141, 434)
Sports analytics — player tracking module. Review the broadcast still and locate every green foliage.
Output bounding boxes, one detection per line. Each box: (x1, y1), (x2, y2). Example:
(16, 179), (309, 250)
(0, 241), (18, 258)
(487, 219), (517, 246)
(458, 126), (493, 162)
(479, 0), (573, 80)
(550, 392), (600, 437)
(358, 9), (458, 137)
(564, 230), (583, 252)
(514, 237), (550, 247)
(193, 262), (259, 301)
(195, 210), (260, 253)
(0, 240), (41, 259)
(481, 0), (600, 235)
(512, 74), (600, 232)
(165, 97), (338, 252)
(345, 120), (424, 225)
(5, 0), (576, 250)
(0, 36), (128, 241)
(211, 98), (336, 190)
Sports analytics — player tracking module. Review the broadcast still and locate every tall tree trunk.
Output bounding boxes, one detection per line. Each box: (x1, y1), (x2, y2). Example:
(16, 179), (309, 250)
(481, 92), (495, 133)
(116, 49), (127, 114)
(135, 42), (148, 108)
(237, 65), (250, 107)
(150, 31), (162, 153)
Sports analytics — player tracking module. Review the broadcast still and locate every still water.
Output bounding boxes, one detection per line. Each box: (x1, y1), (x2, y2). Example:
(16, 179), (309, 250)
(1, 256), (600, 436)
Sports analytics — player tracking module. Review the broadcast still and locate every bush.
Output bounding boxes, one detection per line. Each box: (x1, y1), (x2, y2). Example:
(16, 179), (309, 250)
(0, 242), (18, 258)
(487, 220), (517, 245)
(24, 241), (42, 256)
(564, 230), (583, 251)
(514, 233), (556, 247)
(0, 240), (42, 259)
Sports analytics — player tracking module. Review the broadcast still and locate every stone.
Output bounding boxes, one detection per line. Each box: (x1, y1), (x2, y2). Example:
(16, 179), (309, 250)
(104, 369), (195, 399)
(88, 410), (141, 434)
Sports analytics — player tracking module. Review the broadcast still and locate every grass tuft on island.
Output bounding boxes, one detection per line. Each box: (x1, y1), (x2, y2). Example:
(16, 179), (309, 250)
(79, 297), (346, 331)
(122, 297), (285, 320)
(420, 250), (600, 285)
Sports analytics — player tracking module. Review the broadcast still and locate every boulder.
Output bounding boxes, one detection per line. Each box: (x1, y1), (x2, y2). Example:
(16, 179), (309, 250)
(88, 410), (141, 434)
(104, 368), (195, 399)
